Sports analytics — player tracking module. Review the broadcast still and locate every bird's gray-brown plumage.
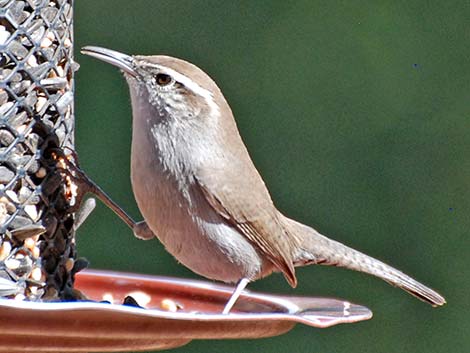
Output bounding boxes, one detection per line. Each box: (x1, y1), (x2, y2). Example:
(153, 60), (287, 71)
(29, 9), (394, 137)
(81, 46), (446, 309)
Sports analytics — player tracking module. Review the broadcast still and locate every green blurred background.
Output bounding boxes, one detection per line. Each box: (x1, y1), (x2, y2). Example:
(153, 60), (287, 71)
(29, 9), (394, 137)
(74, 1), (469, 352)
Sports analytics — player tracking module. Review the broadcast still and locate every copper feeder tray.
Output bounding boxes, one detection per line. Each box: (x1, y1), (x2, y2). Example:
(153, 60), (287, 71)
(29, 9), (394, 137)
(0, 269), (372, 352)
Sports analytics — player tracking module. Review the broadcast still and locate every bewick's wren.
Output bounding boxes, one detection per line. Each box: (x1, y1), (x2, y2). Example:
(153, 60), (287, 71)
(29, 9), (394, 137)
(81, 46), (445, 313)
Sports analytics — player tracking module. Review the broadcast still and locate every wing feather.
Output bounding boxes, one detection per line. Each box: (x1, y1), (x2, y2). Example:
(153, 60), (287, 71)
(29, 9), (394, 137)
(196, 173), (298, 287)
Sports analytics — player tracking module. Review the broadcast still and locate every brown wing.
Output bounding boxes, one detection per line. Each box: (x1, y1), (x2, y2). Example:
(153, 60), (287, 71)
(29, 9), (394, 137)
(195, 166), (298, 287)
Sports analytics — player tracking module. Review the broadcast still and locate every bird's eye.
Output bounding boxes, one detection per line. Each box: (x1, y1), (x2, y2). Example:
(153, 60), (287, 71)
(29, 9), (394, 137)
(155, 73), (172, 86)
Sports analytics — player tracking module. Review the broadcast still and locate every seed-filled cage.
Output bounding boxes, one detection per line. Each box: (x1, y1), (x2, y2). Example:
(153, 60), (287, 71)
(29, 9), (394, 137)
(0, 0), (78, 301)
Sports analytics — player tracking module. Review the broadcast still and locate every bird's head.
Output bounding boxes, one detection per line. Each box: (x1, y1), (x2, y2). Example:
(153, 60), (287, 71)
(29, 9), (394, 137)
(81, 46), (223, 122)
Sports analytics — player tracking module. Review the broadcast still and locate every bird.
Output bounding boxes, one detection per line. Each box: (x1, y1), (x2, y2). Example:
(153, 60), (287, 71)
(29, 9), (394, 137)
(80, 46), (446, 313)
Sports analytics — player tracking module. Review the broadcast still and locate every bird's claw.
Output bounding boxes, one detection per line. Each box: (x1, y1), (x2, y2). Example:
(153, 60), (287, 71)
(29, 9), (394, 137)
(47, 148), (92, 213)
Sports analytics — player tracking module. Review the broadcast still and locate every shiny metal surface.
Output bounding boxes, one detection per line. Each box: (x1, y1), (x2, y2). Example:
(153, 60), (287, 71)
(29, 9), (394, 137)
(0, 269), (372, 352)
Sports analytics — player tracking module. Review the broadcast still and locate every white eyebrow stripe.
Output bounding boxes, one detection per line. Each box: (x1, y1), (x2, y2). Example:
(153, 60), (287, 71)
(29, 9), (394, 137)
(138, 62), (212, 99)
(138, 62), (220, 116)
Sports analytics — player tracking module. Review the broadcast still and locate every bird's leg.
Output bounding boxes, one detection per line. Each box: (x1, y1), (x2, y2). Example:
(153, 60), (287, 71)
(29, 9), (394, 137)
(222, 278), (250, 314)
(53, 148), (155, 240)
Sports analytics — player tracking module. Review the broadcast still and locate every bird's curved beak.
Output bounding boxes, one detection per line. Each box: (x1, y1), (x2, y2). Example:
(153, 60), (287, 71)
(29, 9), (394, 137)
(81, 46), (138, 77)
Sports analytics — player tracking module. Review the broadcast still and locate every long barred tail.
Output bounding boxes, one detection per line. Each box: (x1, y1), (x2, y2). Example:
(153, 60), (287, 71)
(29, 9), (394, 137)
(283, 216), (446, 307)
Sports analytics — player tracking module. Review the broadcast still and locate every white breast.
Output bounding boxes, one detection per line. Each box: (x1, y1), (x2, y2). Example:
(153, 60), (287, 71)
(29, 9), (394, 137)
(128, 87), (269, 283)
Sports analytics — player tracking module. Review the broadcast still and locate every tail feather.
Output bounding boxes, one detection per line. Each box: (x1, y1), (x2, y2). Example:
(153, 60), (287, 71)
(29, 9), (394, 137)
(282, 216), (446, 307)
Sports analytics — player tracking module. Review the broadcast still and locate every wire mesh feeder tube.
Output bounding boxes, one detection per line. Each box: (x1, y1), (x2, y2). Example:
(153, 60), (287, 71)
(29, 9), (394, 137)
(0, 0), (78, 301)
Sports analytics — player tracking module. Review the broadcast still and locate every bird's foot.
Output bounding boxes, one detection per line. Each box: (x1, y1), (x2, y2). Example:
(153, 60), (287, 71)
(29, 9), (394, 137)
(50, 148), (138, 231)
(49, 147), (91, 213)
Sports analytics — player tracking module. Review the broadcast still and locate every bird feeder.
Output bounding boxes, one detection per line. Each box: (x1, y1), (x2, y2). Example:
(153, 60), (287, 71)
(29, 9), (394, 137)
(0, 1), (372, 352)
